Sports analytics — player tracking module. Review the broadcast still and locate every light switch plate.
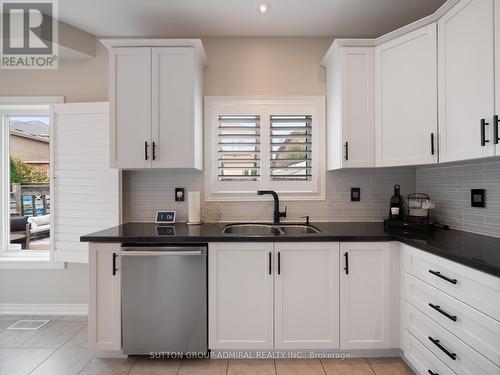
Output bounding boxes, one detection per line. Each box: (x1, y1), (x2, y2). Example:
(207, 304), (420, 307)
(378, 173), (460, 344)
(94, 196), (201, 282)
(471, 189), (485, 208)
(351, 187), (361, 202)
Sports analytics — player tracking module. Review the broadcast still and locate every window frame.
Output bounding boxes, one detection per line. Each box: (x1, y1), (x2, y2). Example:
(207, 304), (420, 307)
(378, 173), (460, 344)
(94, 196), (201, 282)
(0, 96), (64, 269)
(204, 96), (326, 201)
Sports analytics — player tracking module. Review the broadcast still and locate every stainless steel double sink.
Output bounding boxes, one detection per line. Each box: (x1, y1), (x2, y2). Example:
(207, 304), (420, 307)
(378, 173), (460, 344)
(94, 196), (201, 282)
(223, 223), (321, 236)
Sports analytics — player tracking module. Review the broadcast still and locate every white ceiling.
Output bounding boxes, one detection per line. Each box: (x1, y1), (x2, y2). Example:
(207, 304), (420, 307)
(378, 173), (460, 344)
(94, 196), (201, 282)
(59, 0), (447, 37)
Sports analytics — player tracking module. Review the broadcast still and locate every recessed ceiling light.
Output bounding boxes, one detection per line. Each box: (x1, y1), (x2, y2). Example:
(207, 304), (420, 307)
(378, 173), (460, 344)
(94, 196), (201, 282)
(258, 3), (270, 14)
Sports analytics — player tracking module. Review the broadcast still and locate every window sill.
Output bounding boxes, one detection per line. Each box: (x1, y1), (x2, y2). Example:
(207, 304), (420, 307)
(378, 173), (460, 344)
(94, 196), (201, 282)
(205, 191), (326, 202)
(0, 251), (65, 269)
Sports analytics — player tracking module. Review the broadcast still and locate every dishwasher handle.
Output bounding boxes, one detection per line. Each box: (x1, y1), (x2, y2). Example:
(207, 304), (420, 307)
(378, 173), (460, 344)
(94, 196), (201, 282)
(122, 250), (203, 256)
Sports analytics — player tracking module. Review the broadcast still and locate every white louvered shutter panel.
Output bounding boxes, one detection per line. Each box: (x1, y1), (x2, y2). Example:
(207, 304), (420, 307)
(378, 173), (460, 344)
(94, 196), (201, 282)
(270, 115), (312, 181)
(217, 115), (260, 181)
(52, 102), (120, 263)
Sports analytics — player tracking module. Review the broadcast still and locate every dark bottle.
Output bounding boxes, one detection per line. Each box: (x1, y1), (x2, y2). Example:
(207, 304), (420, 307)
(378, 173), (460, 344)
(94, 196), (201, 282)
(389, 184), (403, 219)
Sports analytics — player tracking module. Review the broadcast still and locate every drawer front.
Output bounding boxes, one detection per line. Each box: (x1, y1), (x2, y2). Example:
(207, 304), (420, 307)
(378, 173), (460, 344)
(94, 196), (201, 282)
(404, 302), (500, 375)
(405, 273), (500, 366)
(403, 329), (456, 375)
(404, 245), (500, 321)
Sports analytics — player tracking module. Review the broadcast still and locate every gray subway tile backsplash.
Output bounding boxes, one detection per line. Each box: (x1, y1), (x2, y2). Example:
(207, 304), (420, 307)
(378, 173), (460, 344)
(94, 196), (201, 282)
(123, 156), (500, 238)
(416, 156), (500, 238)
(124, 167), (416, 224)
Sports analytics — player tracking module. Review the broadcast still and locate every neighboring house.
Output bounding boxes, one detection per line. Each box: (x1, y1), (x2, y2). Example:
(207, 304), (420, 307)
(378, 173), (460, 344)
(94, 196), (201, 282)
(9, 120), (50, 171)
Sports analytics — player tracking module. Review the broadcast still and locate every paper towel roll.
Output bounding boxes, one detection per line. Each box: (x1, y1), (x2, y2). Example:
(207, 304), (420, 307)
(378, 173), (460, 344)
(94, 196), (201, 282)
(187, 191), (202, 224)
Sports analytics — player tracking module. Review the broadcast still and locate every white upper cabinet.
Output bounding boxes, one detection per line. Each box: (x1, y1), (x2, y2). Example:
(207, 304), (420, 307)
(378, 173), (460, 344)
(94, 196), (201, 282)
(152, 47), (203, 169)
(375, 24), (438, 167)
(438, 0), (496, 162)
(106, 40), (206, 170)
(323, 45), (375, 169)
(494, 0), (500, 155)
(274, 242), (340, 349)
(322, 0), (500, 167)
(340, 242), (399, 350)
(110, 47), (152, 169)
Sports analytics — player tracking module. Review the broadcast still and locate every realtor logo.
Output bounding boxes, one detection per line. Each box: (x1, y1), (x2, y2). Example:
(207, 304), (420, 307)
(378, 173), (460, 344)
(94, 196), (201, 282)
(1, 0), (58, 69)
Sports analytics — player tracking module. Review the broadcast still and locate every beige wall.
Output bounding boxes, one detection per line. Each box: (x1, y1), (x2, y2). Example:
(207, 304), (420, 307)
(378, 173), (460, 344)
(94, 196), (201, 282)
(0, 36), (333, 306)
(0, 263), (88, 304)
(203, 37), (332, 96)
(0, 43), (108, 103)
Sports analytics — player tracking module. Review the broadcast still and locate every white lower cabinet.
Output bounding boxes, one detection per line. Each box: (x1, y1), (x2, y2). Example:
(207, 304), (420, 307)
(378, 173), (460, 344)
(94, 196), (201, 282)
(274, 243), (339, 349)
(405, 273), (500, 366)
(404, 302), (500, 375)
(402, 245), (500, 375)
(208, 242), (274, 349)
(88, 243), (122, 352)
(208, 242), (340, 350)
(340, 242), (399, 349)
(403, 330), (456, 375)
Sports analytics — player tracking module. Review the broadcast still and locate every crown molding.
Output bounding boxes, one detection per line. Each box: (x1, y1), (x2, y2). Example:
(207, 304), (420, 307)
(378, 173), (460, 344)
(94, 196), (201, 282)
(99, 38), (208, 65)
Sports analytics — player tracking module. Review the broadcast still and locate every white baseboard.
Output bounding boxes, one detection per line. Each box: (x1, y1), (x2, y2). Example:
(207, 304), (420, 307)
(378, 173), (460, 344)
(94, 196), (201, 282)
(0, 303), (88, 316)
(96, 350), (127, 359)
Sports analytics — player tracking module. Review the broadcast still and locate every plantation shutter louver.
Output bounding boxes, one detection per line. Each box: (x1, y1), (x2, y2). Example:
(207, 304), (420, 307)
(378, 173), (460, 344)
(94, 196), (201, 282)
(52, 102), (120, 263)
(270, 115), (312, 181)
(217, 115), (260, 181)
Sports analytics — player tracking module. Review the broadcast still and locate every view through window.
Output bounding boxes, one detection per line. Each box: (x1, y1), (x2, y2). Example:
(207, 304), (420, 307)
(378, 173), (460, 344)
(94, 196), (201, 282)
(9, 116), (51, 251)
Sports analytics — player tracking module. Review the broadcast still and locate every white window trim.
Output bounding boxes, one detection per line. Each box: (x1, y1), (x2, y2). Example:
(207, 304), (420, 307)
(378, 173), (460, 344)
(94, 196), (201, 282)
(0, 96), (64, 269)
(204, 96), (326, 201)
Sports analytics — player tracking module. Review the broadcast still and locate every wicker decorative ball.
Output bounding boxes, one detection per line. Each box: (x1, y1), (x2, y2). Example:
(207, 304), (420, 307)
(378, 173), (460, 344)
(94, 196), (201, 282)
(200, 202), (223, 223)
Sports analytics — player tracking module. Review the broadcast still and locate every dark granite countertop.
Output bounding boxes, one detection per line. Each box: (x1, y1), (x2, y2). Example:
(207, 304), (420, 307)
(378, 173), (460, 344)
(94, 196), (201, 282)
(80, 222), (500, 277)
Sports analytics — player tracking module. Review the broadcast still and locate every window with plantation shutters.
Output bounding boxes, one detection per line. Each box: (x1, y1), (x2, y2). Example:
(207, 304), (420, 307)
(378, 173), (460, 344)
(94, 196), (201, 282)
(218, 115), (260, 181)
(206, 97), (325, 201)
(270, 115), (312, 181)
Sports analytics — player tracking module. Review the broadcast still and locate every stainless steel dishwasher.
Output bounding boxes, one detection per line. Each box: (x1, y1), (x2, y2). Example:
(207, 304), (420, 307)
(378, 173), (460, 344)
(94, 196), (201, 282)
(121, 244), (207, 355)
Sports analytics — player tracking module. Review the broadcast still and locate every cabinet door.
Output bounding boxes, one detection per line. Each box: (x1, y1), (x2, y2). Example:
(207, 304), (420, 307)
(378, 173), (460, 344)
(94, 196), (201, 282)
(341, 47), (375, 168)
(110, 47), (152, 168)
(375, 24), (438, 167)
(438, 0), (495, 162)
(340, 242), (398, 349)
(208, 243), (274, 349)
(326, 46), (374, 170)
(495, 0), (500, 155)
(88, 243), (121, 352)
(152, 47), (201, 169)
(275, 242), (339, 349)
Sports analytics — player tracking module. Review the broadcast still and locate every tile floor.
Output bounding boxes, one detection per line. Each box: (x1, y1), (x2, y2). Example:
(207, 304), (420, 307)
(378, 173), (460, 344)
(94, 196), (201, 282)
(0, 315), (415, 375)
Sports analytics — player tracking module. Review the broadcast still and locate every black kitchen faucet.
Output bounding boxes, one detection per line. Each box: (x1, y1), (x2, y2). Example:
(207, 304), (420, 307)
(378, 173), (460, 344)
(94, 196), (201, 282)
(257, 190), (287, 224)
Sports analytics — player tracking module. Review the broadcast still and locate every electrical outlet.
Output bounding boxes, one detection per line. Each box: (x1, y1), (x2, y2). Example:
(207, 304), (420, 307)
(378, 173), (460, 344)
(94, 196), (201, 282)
(175, 188), (185, 202)
(471, 189), (485, 207)
(351, 187), (361, 202)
